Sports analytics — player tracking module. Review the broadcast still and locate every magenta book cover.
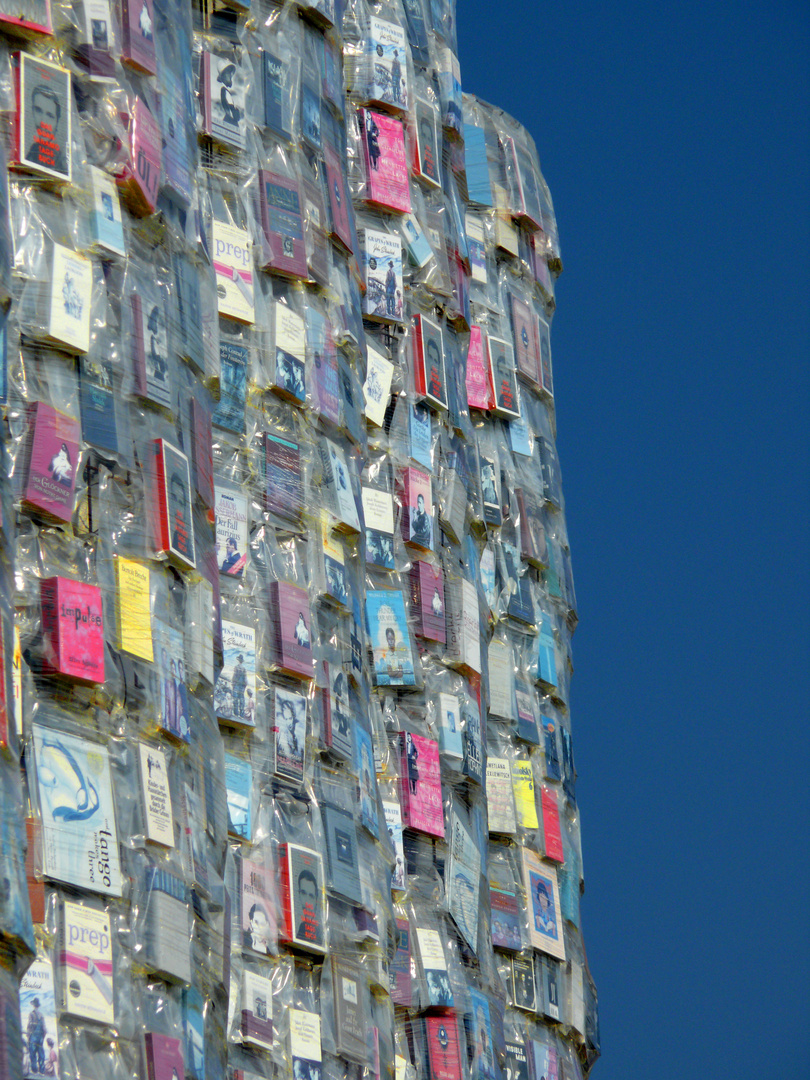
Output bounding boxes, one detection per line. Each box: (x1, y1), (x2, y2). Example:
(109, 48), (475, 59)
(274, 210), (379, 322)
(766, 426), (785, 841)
(465, 326), (491, 410)
(121, 0), (157, 75)
(324, 146), (352, 253)
(24, 402), (80, 523)
(399, 466), (433, 550)
(40, 577), (105, 684)
(259, 170), (308, 279)
(400, 732), (443, 838)
(359, 108), (411, 214)
(511, 294), (538, 384)
(144, 1032), (185, 1080)
(410, 561), (445, 644)
(119, 97), (161, 215)
(272, 582), (314, 679)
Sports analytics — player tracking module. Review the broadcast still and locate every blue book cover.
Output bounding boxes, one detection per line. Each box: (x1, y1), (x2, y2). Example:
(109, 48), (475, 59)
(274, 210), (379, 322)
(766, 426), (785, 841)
(263, 50), (291, 140)
(463, 124), (493, 207)
(354, 722), (379, 837)
(78, 357), (118, 454)
(467, 988), (497, 1080)
(321, 803), (362, 903)
(366, 590), (416, 688)
(213, 341), (247, 433)
(409, 402), (432, 469)
(182, 986), (205, 1080)
(461, 699), (484, 786)
(20, 955), (59, 1079)
(224, 753), (252, 840)
(174, 252), (204, 373)
(537, 615), (557, 688)
(401, 0), (430, 65)
(541, 715), (561, 779)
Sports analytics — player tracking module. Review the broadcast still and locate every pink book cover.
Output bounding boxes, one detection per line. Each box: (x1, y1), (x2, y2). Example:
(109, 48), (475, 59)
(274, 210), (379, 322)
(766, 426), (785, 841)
(271, 582), (314, 679)
(189, 398), (214, 510)
(465, 326), (492, 410)
(541, 787), (564, 863)
(410, 561), (445, 644)
(24, 402), (80, 523)
(425, 1016), (462, 1080)
(324, 146), (352, 254)
(40, 577), (105, 684)
(359, 108), (411, 214)
(118, 97), (162, 216)
(398, 466), (433, 550)
(258, 170), (308, 279)
(511, 294), (538, 384)
(400, 732), (444, 838)
(144, 1032), (185, 1080)
(121, 0), (157, 75)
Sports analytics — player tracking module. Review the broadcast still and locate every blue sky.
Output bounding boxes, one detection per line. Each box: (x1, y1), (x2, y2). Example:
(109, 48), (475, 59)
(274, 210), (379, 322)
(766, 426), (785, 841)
(458, 3), (810, 1075)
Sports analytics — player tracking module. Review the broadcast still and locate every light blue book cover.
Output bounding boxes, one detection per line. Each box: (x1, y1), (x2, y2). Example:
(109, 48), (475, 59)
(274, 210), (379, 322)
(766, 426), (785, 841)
(224, 753), (252, 840)
(463, 123), (493, 207)
(537, 616), (557, 688)
(509, 392), (533, 457)
(20, 954), (59, 1080)
(409, 402), (432, 469)
(366, 590), (416, 687)
(354, 723), (379, 837)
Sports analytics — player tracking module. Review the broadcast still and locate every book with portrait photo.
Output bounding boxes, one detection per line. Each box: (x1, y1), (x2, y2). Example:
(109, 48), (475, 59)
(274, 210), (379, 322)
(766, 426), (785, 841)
(521, 850), (565, 961)
(271, 685), (307, 785)
(153, 439), (196, 570)
(399, 465), (433, 551)
(366, 590), (416, 688)
(362, 485), (395, 571)
(214, 619), (256, 727)
(289, 1008), (321, 1080)
(412, 98), (440, 188)
(412, 312), (447, 411)
(15, 53), (71, 182)
(132, 292), (171, 409)
(279, 843), (325, 954)
(203, 48), (246, 151)
(487, 335), (520, 420)
(19, 953), (59, 1080)
(262, 48), (291, 141)
(511, 955), (537, 1013)
(88, 166), (125, 256)
(22, 401), (80, 524)
(270, 581), (313, 679)
(215, 486), (248, 579)
(121, 0), (156, 74)
(240, 856), (276, 956)
(320, 659), (353, 760)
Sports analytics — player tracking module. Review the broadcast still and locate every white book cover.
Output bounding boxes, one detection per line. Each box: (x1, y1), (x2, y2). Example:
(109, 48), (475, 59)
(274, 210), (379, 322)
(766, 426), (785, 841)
(213, 220), (254, 323)
(49, 244), (92, 353)
(139, 742), (174, 847)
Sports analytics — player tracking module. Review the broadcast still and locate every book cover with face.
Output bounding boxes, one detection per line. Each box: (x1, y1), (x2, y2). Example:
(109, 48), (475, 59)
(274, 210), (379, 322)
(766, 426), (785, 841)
(241, 856), (276, 956)
(48, 244), (91, 353)
(17, 54), (71, 182)
(522, 851), (565, 961)
(283, 844), (325, 953)
(366, 590), (416, 688)
(272, 685), (307, 784)
(487, 335), (520, 419)
(362, 229), (403, 323)
(321, 660), (353, 760)
(207, 49), (245, 150)
(262, 49), (291, 140)
(363, 485), (395, 570)
(121, 0), (156, 74)
(154, 439), (196, 570)
(511, 955), (537, 1013)
(400, 466), (433, 550)
(215, 620), (256, 727)
(321, 440), (360, 533)
(368, 17), (408, 111)
(413, 312), (447, 410)
(273, 302), (306, 403)
(511, 294), (538, 384)
(259, 170), (306, 278)
(399, 732), (443, 837)
(132, 292), (171, 408)
(290, 1008), (321, 1080)
(215, 486), (248, 579)
(24, 402), (80, 523)
(359, 108), (411, 213)
(272, 581), (313, 679)
(19, 954), (59, 1080)
(410, 561), (445, 643)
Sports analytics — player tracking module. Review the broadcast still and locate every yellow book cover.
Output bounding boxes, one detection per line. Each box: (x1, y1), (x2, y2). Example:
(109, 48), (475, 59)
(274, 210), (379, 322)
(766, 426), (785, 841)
(115, 557), (153, 661)
(511, 757), (539, 830)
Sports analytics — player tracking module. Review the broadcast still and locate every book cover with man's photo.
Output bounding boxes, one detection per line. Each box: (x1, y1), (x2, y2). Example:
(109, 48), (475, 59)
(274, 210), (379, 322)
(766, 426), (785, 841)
(78, 356), (118, 454)
(487, 335), (520, 420)
(271, 685), (307, 784)
(214, 619), (256, 727)
(32, 725), (122, 896)
(153, 619), (190, 741)
(264, 430), (302, 523)
(331, 955), (368, 1063)
(511, 293), (538, 385)
(202, 48), (246, 151)
(269, 581), (313, 679)
(511, 955), (537, 1013)
(367, 17), (408, 112)
(215, 486), (248, 579)
(399, 732), (443, 837)
(272, 301), (306, 403)
(535, 312), (554, 399)
(320, 518), (347, 607)
(22, 401), (80, 523)
(58, 900), (114, 1023)
(279, 843), (325, 954)
(412, 98), (440, 188)
(521, 849), (565, 961)
(366, 590), (416, 688)
(240, 856), (276, 956)
(399, 466), (433, 550)
(361, 229), (403, 324)
(214, 339), (247, 433)
(412, 312), (447, 411)
(410, 561), (445, 643)
(321, 803), (361, 904)
(258, 170), (307, 279)
(40, 576), (105, 685)
(46, 243), (91, 353)
(14, 53), (71, 182)
(424, 1016), (462, 1080)
(447, 809), (480, 953)
(358, 108), (411, 213)
(240, 969), (273, 1050)
(362, 485), (395, 570)
(153, 439), (196, 570)
(132, 292), (171, 409)
(121, 0), (156, 74)
(19, 953), (58, 1080)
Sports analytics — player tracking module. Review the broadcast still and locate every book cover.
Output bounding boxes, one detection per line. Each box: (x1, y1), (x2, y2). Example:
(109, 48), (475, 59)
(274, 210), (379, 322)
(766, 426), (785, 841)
(308, 308), (340, 425)
(465, 326), (491, 410)
(145, 1032), (185, 1080)
(501, 542), (534, 625)
(262, 49), (291, 140)
(78, 356), (117, 453)
(436, 691), (463, 760)
(447, 810), (480, 952)
(412, 312), (447, 411)
(363, 341), (394, 427)
(0, 0), (51, 35)
(479, 453), (501, 527)
(264, 431), (302, 522)
(359, 108), (411, 213)
(213, 340), (247, 432)
(354, 722), (378, 837)
(153, 620), (190, 741)
(59, 900), (114, 1022)
(182, 987), (205, 1079)
(259, 170), (307, 278)
(402, 212), (433, 268)
(153, 439), (196, 571)
(540, 956), (560, 1021)
(480, 544), (497, 613)
(399, 732), (443, 837)
(522, 851), (565, 960)
(20, 954), (59, 1080)
(270, 581), (313, 679)
(515, 682), (539, 744)
(537, 614), (557, 688)
(213, 220), (254, 324)
(488, 639), (515, 720)
(23, 402), (80, 523)
(185, 578), (214, 687)
(466, 213), (487, 283)
(48, 243), (91, 353)
(224, 753), (252, 839)
(413, 99), (440, 188)
(486, 757), (517, 835)
(490, 877), (521, 951)
(515, 148), (544, 231)
(511, 758), (538, 829)
(389, 916), (411, 1005)
(241, 856), (276, 955)
(131, 292), (171, 409)
(290, 1009), (321, 1080)
(511, 955), (536, 1012)
(188, 397), (214, 510)
(215, 486), (248, 578)
(366, 591), (416, 688)
(445, 578), (481, 677)
(367, 17), (408, 110)
(119, 96), (161, 215)
(280, 843), (325, 954)
(121, 0), (156, 74)
(88, 166), (125, 255)
(40, 577), (104, 684)
(215, 620), (256, 727)
(535, 313), (553, 399)
(410, 561), (445, 643)
(159, 61), (193, 208)
(540, 786), (564, 863)
(15, 53), (71, 182)
(321, 518), (347, 606)
(511, 294), (538, 385)
(272, 685), (307, 784)
(241, 970), (273, 1049)
(399, 466), (433, 550)
(273, 302), (306, 403)
(487, 335), (520, 419)
(541, 715), (561, 780)
(300, 81), (321, 151)
(383, 800), (406, 893)
(531, 1040), (559, 1080)
(401, 0), (429, 64)
(461, 698), (484, 787)
(324, 145), (352, 253)
(322, 660), (354, 760)
(320, 440), (360, 533)
(409, 401), (432, 469)
(424, 1017), (461, 1080)
(362, 229), (403, 323)
(139, 742), (174, 847)
(517, 488), (547, 568)
(467, 989), (495, 1080)
(331, 956), (367, 1063)
(322, 803), (362, 904)
(206, 49), (245, 150)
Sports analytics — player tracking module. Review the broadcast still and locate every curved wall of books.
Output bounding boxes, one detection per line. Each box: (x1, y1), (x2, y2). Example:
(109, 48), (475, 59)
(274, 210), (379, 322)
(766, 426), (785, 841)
(0, 0), (600, 1077)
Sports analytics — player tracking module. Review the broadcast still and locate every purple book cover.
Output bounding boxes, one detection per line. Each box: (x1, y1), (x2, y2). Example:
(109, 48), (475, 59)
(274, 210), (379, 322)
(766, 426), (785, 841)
(399, 732), (444, 838)
(271, 582), (313, 679)
(121, 0), (157, 75)
(259, 170), (307, 279)
(119, 97), (161, 216)
(390, 916), (412, 1006)
(358, 108), (411, 213)
(511, 294), (538, 385)
(410, 561), (445, 644)
(324, 146), (352, 254)
(144, 1032), (184, 1080)
(189, 398), (214, 510)
(24, 402), (80, 523)
(264, 432), (302, 522)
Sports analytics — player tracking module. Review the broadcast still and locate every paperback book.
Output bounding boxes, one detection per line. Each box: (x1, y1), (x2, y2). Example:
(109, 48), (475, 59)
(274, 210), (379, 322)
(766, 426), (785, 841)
(410, 560), (445, 643)
(58, 899), (114, 1023)
(15, 53), (71, 182)
(367, 17), (408, 111)
(447, 809), (480, 952)
(331, 955), (368, 1063)
(279, 843), (325, 954)
(522, 849), (565, 961)
(224, 753), (252, 840)
(214, 619), (256, 727)
(22, 403), (80, 523)
(145, 1033), (185, 1080)
(412, 312), (447, 410)
(153, 438), (196, 571)
(383, 799), (406, 893)
(322, 803), (362, 904)
(241, 856), (276, 956)
(213, 340), (247, 432)
(270, 581), (313, 679)
(290, 1009), (321, 1080)
(264, 430), (302, 523)
(139, 742), (174, 847)
(88, 166), (125, 256)
(241, 970), (273, 1049)
(215, 485), (248, 578)
(366, 590), (416, 688)
(273, 302), (306, 403)
(361, 229), (403, 323)
(154, 620), (190, 741)
(40, 577), (105, 684)
(213, 220), (254, 324)
(399, 732), (443, 837)
(202, 48), (246, 150)
(363, 485), (395, 570)
(258, 170), (307, 278)
(272, 685), (307, 784)
(487, 335), (520, 419)
(358, 108), (411, 213)
(132, 292), (171, 409)
(78, 357), (117, 454)
(424, 1016), (461, 1080)
(19, 954), (59, 1080)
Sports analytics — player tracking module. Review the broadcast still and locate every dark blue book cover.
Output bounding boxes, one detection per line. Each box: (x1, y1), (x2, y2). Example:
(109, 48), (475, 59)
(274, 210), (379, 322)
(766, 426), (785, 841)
(401, 0), (430, 66)
(321, 803), (362, 904)
(263, 49), (291, 140)
(213, 341), (247, 433)
(78, 357), (118, 453)
(174, 252), (204, 373)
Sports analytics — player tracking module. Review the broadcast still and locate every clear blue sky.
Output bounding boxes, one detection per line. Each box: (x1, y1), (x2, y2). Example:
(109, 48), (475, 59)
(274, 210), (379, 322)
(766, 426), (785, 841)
(458, 3), (810, 1075)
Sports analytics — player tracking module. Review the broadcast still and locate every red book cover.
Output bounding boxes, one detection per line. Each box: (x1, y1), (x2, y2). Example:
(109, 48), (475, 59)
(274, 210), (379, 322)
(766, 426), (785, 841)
(40, 577), (105, 684)
(258, 170), (308, 279)
(14, 52), (71, 183)
(541, 786), (564, 863)
(0, 0), (52, 36)
(358, 108), (411, 214)
(424, 1017), (462, 1080)
(410, 561), (446, 644)
(465, 326), (493, 410)
(278, 842), (326, 954)
(118, 97), (162, 216)
(189, 398), (214, 511)
(144, 1032), (184, 1080)
(412, 313), (447, 410)
(324, 145), (352, 254)
(121, 0), (157, 75)
(23, 402), (80, 523)
(153, 438), (196, 571)
(270, 581), (314, 679)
